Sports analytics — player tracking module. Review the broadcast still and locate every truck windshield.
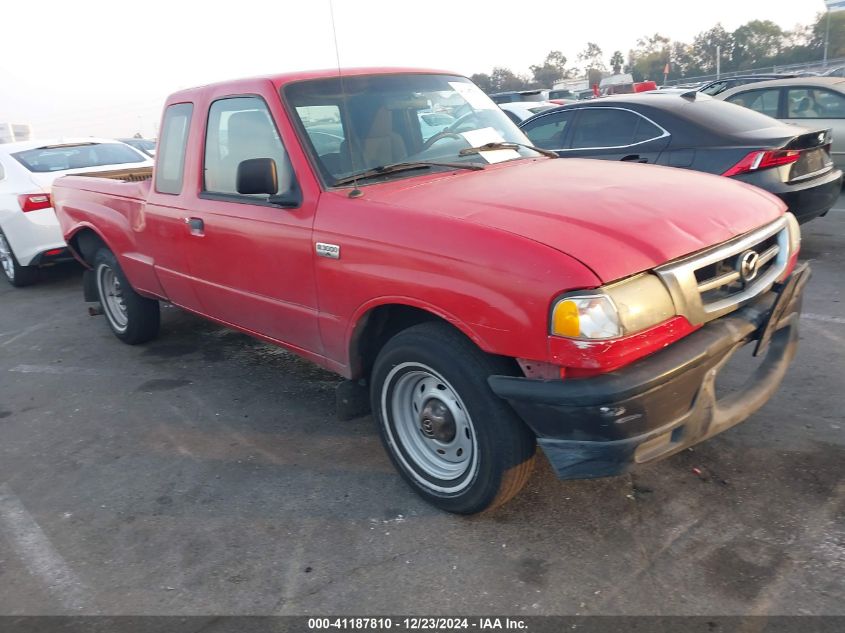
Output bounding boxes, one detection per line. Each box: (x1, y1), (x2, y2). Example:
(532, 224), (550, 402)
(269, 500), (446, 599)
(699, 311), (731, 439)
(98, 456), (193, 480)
(284, 73), (539, 186)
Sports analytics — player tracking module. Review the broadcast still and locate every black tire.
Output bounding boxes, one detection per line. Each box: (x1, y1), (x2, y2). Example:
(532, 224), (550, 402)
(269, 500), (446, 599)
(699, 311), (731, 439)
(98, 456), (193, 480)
(0, 229), (39, 287)
(93, 247), (160, 344)
(370, 322), (536, 514)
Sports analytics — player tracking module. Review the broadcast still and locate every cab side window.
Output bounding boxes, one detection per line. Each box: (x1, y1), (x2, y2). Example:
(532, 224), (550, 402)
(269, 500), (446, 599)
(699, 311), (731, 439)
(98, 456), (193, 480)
(155, 103), (193, 194)
(204, 96), (293, 197)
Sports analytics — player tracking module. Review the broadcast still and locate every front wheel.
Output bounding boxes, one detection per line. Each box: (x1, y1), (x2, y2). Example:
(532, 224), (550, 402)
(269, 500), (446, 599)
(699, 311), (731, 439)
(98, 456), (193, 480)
(93, 248), (160, 344)
(371, 322), (536, 514)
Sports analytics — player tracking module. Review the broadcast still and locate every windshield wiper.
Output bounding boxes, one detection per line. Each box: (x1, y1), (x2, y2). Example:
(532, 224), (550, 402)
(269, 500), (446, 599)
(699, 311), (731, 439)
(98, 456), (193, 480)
(332, 161), (484, 187)
(458, 142), (558, 159)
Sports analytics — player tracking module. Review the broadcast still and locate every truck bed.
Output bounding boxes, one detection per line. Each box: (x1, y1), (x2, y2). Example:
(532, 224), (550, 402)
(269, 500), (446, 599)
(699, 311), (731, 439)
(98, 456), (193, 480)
(52, 169), (153, 202)
(75, 166), (153, 182)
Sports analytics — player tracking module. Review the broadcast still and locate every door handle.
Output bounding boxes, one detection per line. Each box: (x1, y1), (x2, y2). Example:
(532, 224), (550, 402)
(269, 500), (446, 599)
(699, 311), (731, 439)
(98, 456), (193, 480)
(621, 154), (648, 163)
(185, 217), (204, 236)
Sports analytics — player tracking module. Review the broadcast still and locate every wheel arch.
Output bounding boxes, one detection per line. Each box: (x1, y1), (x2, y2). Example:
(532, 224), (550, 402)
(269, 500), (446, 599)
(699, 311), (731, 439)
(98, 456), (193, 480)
(347, 300), (517, 381)
(66, 224), (112, 268)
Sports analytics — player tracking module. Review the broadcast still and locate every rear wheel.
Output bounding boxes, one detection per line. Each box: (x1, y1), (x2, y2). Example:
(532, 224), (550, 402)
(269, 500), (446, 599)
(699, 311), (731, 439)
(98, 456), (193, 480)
(93, 248), (160, 344)
(0, 229), (39, 287)
(371, 322), (536, 514)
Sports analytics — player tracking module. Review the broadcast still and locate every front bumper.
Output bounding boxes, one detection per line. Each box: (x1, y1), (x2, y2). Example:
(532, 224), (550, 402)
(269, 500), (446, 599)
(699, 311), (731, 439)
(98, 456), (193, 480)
(488, 264), (810, 480)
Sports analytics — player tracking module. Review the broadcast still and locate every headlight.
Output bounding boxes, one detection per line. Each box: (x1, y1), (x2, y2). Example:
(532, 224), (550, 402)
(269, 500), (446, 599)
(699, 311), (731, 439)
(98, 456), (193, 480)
(552, 294), (621, 338)
(551, 274), (676, 340)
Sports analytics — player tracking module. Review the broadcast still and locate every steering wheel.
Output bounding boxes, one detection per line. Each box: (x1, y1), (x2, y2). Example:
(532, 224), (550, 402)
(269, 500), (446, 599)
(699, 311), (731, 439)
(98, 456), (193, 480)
(422, 130), (464, 151)
(446, 112), (481, 134)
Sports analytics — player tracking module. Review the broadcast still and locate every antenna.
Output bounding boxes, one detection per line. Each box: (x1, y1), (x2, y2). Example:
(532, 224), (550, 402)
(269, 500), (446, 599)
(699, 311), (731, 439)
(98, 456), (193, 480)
(328, 0), (362, 198)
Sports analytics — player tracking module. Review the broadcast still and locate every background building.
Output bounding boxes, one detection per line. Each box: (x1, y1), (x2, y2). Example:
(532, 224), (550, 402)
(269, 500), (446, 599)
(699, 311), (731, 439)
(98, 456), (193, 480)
(0, 123), (33, 144)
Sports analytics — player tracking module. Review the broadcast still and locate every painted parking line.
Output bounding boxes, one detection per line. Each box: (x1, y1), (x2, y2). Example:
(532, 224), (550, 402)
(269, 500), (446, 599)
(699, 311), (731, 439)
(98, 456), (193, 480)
(8, 364), (105, 376)
(803, 313), (845, 325)
(803, 320), (845, 349)
(0, 323), (47, 347)
(0, 484), (92, 611)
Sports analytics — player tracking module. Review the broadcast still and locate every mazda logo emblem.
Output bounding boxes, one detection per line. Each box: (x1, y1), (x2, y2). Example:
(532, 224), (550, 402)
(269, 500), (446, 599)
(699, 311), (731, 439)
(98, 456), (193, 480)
(738, 250), (760, 283)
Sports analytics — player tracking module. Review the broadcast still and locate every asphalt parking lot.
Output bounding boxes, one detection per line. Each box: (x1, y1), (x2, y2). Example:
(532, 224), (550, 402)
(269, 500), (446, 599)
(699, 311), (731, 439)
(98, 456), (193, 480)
(1, 202), (843, 617)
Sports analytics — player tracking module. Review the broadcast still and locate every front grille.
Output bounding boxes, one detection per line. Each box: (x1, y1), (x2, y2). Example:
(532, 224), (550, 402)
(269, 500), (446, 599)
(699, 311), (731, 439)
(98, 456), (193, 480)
(695, 233), (780, 304)
(655, 217), (789, 325)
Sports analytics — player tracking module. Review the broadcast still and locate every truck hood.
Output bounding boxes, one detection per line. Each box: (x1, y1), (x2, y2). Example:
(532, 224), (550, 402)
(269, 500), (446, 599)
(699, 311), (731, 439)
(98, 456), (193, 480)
(367, 159), (785, 282)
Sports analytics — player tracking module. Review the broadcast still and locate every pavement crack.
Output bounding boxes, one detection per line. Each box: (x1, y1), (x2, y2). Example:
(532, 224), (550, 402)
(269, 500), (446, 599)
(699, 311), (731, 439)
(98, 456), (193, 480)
(274, 544), (426, 614)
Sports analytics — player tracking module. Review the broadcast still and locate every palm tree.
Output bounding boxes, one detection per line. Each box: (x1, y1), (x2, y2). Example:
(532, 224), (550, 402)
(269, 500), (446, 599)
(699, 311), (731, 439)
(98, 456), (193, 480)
(610, 51), (625, 75)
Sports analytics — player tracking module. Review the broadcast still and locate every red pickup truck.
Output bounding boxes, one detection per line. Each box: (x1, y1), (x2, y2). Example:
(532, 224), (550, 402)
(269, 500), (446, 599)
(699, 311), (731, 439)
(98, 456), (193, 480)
(53, 68), (809, 514)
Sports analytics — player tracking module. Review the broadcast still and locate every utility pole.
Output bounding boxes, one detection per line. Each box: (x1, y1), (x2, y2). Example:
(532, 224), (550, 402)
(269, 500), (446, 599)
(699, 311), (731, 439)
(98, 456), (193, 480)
(716, 45), (721, 79)
(824, 10), (832, 67)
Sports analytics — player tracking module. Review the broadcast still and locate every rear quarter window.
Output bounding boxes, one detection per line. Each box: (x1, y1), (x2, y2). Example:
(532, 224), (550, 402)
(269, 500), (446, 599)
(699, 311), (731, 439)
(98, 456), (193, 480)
(155, 103), (193, 194)
(724, 89), (780, 118)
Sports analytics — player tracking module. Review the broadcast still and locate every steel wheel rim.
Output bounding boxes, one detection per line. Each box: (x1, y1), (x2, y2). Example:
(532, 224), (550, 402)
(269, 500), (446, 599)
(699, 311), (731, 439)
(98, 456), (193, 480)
(97, 263), (128, 332)
(383, 363), (478, 493)
(0, 233), (14, 282)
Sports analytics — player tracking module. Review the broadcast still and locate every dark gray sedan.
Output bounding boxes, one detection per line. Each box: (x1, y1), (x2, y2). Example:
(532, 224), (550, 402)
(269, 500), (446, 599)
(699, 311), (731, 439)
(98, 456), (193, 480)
(519, 92), (842, 223)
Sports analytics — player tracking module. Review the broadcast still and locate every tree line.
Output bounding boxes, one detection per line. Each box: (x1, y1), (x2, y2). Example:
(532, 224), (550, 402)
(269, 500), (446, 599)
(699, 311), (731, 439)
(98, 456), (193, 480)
(470, 12), (845, 92)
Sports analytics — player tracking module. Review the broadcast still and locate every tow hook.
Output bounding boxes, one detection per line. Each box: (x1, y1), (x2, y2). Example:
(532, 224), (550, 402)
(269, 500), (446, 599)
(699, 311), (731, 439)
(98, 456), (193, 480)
(88, 304), (104, 317)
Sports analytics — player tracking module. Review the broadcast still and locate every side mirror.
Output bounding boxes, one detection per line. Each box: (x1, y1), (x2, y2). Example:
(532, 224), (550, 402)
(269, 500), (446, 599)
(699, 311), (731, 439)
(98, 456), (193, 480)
(236, 158), (277, 195)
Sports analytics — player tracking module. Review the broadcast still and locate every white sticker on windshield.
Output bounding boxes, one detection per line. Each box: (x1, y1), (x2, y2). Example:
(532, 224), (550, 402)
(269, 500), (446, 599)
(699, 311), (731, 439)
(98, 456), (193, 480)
(460, 127), (521, 164)
(449, 82), (496, 110)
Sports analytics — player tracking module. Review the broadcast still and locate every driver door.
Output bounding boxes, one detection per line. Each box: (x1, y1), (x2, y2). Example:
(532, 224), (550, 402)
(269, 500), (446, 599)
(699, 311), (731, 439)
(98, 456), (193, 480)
(181, 95), (321, 353)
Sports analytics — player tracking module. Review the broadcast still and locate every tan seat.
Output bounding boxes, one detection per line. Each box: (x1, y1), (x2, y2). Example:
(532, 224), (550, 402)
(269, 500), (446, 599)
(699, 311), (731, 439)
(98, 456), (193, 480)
(361, 107), (406, 167)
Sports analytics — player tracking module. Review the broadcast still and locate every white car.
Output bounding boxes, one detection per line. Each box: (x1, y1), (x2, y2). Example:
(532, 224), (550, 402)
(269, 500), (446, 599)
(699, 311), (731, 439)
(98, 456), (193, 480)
(0, 138), (152, 286)
(118, 137), (157, 158)
(417, 111), (456, 141)
(498, 101), (558, 124)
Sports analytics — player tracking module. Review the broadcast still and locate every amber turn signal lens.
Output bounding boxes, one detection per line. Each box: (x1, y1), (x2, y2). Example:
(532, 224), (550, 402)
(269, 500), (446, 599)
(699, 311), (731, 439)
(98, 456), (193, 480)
(552, 300), (581, 337)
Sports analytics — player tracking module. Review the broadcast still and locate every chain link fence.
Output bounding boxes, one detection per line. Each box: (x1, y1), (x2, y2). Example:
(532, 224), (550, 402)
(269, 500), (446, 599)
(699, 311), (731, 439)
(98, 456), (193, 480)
(665, 56), (845, 86)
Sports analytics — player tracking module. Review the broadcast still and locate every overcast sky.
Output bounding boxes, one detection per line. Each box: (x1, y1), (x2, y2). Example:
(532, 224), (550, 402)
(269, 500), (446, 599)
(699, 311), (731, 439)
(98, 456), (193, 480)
(0, 0), (827, 138)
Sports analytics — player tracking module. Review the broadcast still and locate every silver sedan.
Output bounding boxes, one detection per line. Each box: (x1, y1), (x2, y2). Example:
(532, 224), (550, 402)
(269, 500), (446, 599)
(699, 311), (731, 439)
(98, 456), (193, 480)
(717, 77), (845, 171)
